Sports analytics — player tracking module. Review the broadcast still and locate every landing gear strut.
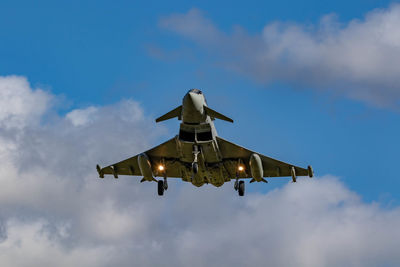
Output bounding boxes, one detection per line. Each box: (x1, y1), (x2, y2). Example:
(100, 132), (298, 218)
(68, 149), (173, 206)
(192, 145), (200, 174)
(163, 177), (168, 191)
(234, 178), (245, 196)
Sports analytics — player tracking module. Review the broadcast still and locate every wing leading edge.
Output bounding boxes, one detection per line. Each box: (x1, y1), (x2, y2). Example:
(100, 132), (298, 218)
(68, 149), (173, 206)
(97, 136), (312, 180)
(216, 136), (312, 179)
(97, 137), (182, 179)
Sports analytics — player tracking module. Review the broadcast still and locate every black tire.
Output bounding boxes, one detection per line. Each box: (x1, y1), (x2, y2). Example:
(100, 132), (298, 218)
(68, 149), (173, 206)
(238, 181), (245, 196)
(158, 180), (164, 196)
(193, 162), (199, 174)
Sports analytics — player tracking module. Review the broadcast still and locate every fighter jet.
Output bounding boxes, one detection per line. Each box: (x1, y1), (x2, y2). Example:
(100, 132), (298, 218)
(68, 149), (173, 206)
(96, 89), (313, 196)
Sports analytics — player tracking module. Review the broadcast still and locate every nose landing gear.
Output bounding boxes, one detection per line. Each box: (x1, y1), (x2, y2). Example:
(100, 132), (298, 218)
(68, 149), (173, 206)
(192, 162), (199, 174)
(192, 145), (200, 174)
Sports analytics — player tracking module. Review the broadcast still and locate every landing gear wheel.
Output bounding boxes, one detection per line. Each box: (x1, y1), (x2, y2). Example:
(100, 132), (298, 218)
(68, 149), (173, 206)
(192, 162), (199, 174)
(238, 181), (245, 196)
(158, 180), (164, 196)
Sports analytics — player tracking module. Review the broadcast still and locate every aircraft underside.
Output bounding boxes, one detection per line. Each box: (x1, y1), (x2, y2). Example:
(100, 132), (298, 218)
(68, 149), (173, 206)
(97, 89), (313, 197)
(178, 139), (228, 187)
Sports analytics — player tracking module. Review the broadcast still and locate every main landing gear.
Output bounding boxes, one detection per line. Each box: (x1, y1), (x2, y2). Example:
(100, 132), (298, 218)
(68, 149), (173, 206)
(234, 179), (245, 196)
(157, 177), (168, 196)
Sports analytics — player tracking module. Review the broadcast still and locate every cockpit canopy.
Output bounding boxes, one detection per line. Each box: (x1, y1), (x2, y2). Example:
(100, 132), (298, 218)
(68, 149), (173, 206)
(189, 88), (202, 94)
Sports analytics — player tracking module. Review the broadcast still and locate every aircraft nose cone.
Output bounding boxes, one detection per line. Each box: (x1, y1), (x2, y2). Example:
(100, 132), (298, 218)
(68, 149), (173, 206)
(182, 91), (205, 123)
(184, 92), (203, 111)
(184, 92), (194, 104)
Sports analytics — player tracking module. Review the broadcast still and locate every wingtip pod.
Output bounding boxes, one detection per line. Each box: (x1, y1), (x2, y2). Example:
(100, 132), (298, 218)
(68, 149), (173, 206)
(96, 164), (104, 178)
(308, 165), (314, 178)
(291, 166), (297, 183)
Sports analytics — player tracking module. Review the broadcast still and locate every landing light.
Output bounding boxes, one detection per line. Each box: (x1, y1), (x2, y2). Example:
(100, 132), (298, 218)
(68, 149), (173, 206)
(238, 165), (244, 172)
(158, 165), (165, 171)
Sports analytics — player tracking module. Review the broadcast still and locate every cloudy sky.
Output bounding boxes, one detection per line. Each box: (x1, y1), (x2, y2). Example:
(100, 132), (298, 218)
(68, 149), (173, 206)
(1, 1), (400, 266)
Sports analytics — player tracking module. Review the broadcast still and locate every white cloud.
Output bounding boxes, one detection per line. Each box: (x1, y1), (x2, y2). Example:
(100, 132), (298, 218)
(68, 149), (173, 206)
(169, 178), (400, 267)
(0, 219), (112, 267)
(66, 106), (98, 126)
(1, 75), (400, 266)
(159, 5), (400, 108)
(0, 75), (50, 129)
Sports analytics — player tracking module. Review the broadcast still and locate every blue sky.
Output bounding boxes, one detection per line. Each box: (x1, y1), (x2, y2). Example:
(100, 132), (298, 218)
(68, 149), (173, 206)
(2, 1), (400, 266)
(1, 0), (399, 202)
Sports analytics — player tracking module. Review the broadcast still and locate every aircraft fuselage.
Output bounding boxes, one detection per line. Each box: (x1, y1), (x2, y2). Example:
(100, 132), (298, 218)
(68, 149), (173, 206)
(178, 89), (225, 187)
